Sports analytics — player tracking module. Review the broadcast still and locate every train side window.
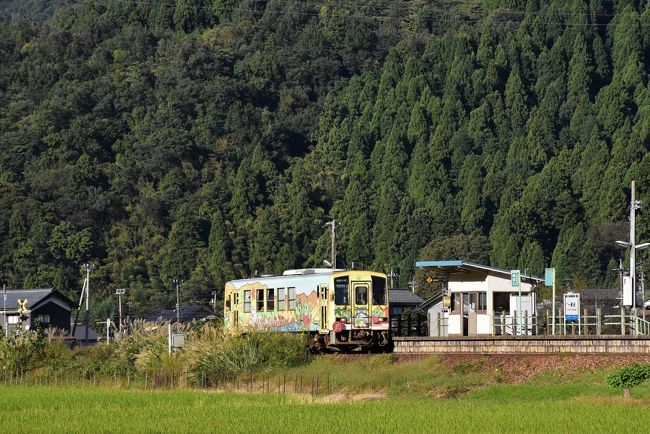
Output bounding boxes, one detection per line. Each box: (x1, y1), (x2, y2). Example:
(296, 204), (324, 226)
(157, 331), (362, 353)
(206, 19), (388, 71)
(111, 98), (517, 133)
(288, 287), (296, 310)
(371, 276), (386, 304)
(243, 290), (251, 313)
(257, 289), (265, 312)
(278, 288), (286, 310)
(225, 297), (231, 310)
(267, 288), (275, 311)
(234, 293), (239, 305)
(334, 276), (349, 305)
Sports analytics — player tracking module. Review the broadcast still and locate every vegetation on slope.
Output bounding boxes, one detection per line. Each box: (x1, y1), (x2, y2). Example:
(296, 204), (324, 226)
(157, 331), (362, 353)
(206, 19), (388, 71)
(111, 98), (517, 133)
(0, 0), (649, 313)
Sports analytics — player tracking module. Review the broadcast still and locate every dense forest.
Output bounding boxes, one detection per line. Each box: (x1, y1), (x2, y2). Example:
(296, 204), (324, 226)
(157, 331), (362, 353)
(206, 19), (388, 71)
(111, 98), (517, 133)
(1, 0), (649, 315)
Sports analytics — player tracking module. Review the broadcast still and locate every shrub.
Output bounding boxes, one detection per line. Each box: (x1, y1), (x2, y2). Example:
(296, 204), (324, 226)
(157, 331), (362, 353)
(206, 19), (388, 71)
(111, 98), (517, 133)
(607, 364), (650, 389)
(185, 328), (310, 386)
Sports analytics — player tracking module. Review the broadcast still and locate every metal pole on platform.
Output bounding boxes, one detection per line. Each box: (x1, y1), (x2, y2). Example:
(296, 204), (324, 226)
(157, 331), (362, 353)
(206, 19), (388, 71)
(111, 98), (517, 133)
(552, 278), (556, 335)
(3, 284), (6, 338)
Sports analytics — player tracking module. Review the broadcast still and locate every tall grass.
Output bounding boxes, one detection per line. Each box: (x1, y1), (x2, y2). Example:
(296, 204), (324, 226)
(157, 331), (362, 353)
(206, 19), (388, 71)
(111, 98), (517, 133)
(185, 325), (309, 386)
(0, 322), (310, 388)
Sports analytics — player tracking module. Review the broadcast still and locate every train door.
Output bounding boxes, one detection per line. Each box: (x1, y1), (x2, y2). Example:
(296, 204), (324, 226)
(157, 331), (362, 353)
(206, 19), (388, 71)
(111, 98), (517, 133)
(318, 285), (328, 331)
(233, 292), (239, 328)
(352, 282), (370, 329)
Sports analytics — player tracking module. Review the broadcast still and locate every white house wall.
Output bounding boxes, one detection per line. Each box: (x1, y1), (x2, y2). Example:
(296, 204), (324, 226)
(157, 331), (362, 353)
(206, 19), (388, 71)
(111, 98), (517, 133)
(448, 314), (462, 335)
(448, 271), (488, 292)
(487, 274), (533, 293)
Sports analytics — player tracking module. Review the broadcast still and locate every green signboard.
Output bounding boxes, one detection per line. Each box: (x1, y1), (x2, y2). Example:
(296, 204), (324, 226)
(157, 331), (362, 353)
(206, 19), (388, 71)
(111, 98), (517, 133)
(511, 270), (521, 288)
(545, 268), (555, 286)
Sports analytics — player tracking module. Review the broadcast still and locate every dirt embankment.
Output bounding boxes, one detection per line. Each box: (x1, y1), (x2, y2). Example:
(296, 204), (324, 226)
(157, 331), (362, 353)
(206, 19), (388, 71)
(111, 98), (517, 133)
(408, 354), (650, 384)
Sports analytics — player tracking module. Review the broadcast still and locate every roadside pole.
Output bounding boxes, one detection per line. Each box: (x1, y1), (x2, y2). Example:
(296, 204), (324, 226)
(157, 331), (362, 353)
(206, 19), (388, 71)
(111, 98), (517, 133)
(3, 284), (6, 338)
(545, 268), (556, 335)
(553, 277), (556, 335)
(511, 270), (521, 335)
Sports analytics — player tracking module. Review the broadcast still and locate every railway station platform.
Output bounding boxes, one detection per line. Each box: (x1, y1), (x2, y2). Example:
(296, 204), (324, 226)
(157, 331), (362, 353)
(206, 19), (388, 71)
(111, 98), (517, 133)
(393, 335), (650, 354)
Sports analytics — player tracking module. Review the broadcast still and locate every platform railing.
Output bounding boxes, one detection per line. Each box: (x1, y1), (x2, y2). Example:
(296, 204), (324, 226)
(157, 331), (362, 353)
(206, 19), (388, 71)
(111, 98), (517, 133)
(412, 309), (650, 337)
(543, 307), (650, 336)
(491, 312), (538, 336)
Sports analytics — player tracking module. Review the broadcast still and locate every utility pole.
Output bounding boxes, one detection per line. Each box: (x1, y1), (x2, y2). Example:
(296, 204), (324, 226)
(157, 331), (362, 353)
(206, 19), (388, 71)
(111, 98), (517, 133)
(115, 288), (125, 333)
(3, 284), (6, 338)
(72, 263), (94, 343)
(324, 220), (337, 269)
(388, 268), (399, 289)
(631, 181), (637, 309)
(173, 278), (182, 323)
(82, 263), (93, 343)
(616, 181), (649, 309)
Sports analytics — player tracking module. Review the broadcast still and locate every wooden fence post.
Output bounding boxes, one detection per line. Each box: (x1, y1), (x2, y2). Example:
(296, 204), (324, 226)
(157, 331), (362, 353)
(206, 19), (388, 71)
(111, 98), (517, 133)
(621, 307), (626, 336)
(596, 308), (601, 335)
(545, 310), (550, 335)
(407, 315), (412, 337)
(524, 310), (528, 336)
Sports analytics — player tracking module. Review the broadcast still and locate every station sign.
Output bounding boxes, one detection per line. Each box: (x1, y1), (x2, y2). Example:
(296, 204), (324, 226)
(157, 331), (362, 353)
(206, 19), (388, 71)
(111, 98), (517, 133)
(544, 268), (555, 286)
(511, 270), (521, 288)
(564, 292), (580, 321)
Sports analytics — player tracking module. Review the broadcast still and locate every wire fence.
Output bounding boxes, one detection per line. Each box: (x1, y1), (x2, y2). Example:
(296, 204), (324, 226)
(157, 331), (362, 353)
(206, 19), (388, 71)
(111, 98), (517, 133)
(0, 369), (334, 396)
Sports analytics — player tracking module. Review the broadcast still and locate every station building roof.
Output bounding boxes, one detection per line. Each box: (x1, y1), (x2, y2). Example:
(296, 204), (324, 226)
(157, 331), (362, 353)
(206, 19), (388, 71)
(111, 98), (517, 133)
(415, 260), (544, 283)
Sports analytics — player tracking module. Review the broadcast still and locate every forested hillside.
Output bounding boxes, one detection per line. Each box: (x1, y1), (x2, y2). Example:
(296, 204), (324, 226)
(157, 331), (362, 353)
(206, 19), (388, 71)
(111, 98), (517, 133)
(1, 0), (649, 314)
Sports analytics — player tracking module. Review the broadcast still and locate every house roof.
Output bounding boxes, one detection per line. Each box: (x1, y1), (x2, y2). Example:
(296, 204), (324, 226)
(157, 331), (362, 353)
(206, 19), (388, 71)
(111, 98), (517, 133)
(415, 260), (544, 283)
(1, 288), (75, 312)
(580, 288), (618, 299)
(389, 289), (425, 305)
(142, 304), (215, 323)
(418, 291), (445, 310)
(72, 325), (100, 341)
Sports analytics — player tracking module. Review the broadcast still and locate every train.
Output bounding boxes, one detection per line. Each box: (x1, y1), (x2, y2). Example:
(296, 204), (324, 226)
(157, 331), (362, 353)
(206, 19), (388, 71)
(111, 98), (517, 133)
(223, 268), (390, 351)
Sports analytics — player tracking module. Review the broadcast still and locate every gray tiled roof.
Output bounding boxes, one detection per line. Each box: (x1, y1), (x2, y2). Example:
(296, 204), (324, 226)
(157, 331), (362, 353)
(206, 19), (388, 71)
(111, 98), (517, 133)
(1, 288), (73, 312)
(2, 289), (53, 311)
(142, 304), (215, 323)
(389, 289), (425, 305)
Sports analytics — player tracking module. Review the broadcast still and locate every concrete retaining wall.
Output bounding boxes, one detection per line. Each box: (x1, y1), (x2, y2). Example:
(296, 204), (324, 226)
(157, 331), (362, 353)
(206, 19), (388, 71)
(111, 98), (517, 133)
(393, 336), (650, 354)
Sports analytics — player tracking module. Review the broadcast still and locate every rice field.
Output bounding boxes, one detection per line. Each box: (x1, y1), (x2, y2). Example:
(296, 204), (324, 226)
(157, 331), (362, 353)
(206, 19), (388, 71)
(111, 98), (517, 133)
(0, 383), (648, 433)
(2, 353), (650, 433)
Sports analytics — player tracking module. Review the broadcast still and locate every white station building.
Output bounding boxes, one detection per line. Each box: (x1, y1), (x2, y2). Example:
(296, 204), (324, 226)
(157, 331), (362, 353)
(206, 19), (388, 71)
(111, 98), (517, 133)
(415, 260), (544, 337)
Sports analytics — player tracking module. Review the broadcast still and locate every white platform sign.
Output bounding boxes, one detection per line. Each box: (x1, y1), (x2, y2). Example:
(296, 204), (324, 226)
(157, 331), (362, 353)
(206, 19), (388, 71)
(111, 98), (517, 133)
(564, 292), (580, 321)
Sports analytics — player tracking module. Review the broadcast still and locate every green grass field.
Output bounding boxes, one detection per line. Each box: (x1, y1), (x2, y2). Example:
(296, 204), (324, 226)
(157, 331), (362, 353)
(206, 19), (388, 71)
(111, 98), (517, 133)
(1, 381), (649, 433)
(2, 354), (650, 433)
